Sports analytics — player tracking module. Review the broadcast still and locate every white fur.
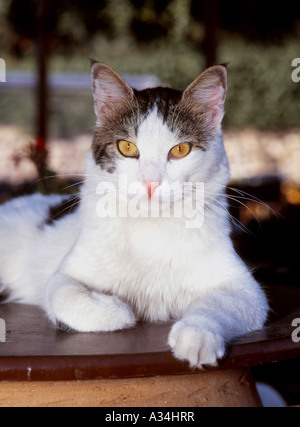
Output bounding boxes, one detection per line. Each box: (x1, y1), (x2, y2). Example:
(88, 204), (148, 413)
(0, 107), (268, 368)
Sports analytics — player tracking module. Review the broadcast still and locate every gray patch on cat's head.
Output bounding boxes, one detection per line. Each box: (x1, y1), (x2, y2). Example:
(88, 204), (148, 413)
(92, 104), (138, 173)
(92, 86), (184, 171)
(133, 87), (214, 151)
(91, 62), (227, 172)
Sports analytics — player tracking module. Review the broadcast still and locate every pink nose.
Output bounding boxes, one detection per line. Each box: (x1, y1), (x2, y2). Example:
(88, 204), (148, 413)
(144, 181), (160, 198)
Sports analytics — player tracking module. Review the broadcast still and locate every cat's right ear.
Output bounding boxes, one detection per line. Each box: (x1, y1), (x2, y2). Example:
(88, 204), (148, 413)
(91, 61), (134, 126)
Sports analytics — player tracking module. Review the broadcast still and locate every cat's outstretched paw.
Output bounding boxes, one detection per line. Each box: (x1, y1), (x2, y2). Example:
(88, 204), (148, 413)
(168, 320), (225, 368)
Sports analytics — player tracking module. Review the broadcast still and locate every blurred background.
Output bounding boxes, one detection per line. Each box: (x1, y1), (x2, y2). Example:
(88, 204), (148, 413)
(0, 0), (300, 406)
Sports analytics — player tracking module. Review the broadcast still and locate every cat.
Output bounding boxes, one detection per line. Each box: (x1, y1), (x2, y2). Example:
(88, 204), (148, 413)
(0, 62), (268, 368)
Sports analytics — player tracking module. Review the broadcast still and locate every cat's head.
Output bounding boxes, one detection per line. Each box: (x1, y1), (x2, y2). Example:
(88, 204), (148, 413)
(88, 62), (230, 220)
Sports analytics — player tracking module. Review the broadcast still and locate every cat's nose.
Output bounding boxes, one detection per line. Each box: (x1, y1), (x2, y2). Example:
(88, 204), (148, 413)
(143, 181), (160, 198)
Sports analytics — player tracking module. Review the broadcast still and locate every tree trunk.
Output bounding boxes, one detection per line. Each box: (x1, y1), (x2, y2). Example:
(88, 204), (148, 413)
(35, 0), (51, 184)
(202, 0), (219, 68)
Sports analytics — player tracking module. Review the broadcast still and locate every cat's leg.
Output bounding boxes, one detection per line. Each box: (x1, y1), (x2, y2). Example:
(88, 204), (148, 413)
(168, 281), (268, 368)
(43, 272), (136, 332)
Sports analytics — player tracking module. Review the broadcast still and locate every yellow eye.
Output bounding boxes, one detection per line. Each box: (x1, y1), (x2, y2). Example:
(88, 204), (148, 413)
(118, 140), (139, 158)
(169, 143), (191, 159)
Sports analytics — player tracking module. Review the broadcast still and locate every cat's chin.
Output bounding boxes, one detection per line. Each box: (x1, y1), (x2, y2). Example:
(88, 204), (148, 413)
(117, 194), (174, 220)
(130, 198), (184, 221)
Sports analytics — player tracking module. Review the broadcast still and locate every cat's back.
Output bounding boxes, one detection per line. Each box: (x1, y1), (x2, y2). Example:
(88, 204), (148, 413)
(0, 193), (64, 225)
(0, 190), (81, 221)
(0, 193), (81, 305)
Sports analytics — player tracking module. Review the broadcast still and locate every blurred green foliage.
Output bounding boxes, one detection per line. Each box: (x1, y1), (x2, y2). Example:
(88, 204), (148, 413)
(1, 36), (300, 136)
(0, 0), (299, 133)
(220, 37), (300, 129)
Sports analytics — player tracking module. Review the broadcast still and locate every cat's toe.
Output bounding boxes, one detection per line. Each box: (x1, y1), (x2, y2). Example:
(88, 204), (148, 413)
(90, 292), (136, 331)
(168, 321), (225, 368)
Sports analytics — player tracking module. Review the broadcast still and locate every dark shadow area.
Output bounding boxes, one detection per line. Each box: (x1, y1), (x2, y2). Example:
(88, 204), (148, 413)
(229, 179), (300, 406)
(0, 178), (81, 205)
(230, 179), (300, 290)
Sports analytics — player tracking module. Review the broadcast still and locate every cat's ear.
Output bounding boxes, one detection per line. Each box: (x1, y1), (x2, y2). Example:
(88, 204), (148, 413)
(91, 61), (134, 125)
(182, 65), (227, 129)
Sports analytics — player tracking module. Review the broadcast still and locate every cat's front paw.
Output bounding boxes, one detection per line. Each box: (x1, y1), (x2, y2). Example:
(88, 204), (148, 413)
(44, 275), (136, 332)
(168, 320), (225, 368)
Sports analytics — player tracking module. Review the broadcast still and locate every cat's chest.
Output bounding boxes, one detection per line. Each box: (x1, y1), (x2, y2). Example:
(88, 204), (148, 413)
(102, 219), (211, 321)
(121, 218), (199, 265)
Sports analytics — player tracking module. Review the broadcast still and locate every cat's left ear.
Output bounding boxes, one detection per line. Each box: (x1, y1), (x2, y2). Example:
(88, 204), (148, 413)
(182, 65), (227, 129)
(91, 61), (134, 126)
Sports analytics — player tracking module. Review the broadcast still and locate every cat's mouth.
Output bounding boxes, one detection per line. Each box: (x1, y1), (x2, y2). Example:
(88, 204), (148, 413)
(122, 188), (172, 215)
(127, 181), (184, 206)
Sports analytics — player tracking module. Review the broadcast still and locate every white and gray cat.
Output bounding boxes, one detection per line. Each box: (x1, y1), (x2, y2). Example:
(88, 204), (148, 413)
(0, 62), (268, 368)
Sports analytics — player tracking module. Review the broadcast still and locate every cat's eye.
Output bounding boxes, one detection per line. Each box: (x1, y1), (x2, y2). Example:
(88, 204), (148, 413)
(118, 140), (139, 158)
(169, 143), (191, 159)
